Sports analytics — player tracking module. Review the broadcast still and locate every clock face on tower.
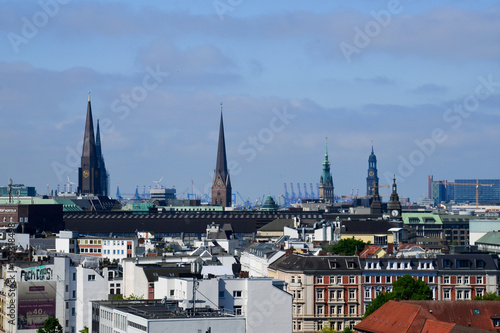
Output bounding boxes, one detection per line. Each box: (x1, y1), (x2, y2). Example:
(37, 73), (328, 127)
(83, 170), (90, 179)
(216, 179), (222, 186)
(369, 171), (374, 177)
(391, 209), (399, 217)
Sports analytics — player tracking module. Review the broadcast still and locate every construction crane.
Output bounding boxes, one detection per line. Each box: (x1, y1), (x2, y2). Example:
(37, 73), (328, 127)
(116, 184), (123, 200)
(309, 183), (315, 199)
(303, 183), (309, 199)
(290, 183), (296, 203)
(283, 183), (290, 207)
(443, 179), (494, 208)
(297, 183), (303, 200)
(179, 188), (189, 199)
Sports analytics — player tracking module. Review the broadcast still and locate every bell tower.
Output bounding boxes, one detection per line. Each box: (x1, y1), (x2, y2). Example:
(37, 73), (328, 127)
(318, 138), (334, 203)
(78, 92), (102, 195)
(366, 143), (379, 196)
(211, 104), (232, 207)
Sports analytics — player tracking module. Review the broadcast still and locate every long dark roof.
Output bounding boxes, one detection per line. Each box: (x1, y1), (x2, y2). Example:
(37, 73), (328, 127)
(270, 253), (362, 273)
(63, 211), (328, 235)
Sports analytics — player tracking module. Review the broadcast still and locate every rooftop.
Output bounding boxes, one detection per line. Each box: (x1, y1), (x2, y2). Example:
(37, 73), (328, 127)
(95, 299), (232, 320)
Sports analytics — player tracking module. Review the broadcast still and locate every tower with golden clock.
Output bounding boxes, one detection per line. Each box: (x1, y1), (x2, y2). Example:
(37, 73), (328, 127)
(211, 105), (232, 207)
(366, 144), (379, 196)
(78, 92), (103, 196)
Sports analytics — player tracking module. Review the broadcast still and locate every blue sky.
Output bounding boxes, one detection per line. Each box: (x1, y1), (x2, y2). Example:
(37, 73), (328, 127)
(1, 0), (499, 203)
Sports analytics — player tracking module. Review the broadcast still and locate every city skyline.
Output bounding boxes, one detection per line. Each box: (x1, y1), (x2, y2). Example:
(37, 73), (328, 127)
(1, 1), (500, 202)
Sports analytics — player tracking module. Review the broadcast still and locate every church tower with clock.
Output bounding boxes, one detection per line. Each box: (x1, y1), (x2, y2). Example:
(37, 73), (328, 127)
(318, 139), (334, 203)
(211, 106), (232, 207)
(366, 144), (379, 196)
(387, 176), (402, 219)
(78, 93), (102, 196)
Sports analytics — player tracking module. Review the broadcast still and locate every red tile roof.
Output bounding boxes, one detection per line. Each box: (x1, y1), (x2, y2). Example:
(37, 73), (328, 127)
(355, 301), (500, 333)
(359, 245), (383, 258)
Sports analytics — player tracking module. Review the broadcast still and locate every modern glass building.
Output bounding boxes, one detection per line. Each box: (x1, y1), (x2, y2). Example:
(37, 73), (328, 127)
(453, 179), (500, 204)
(431, 179), (500, 204)
(0, 185), (36, 198)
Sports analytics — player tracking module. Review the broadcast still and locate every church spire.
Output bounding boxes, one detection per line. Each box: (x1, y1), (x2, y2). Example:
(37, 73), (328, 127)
(95, 118), (109, 196)
(78, 93), (102, 196)
(319, 137), (334, 202)
(82, 94), (96, 159)
(212, 104), (232, 207)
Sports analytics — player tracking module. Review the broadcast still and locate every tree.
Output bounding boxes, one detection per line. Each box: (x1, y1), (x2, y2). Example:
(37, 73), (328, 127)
(125, 293), (144, 300)
(79, 327), (89, 333)
(37, 317), (63, 333)
(474, 292), (500, 300)
(364, 274), (433, 318)
(323, 238), (369, 256)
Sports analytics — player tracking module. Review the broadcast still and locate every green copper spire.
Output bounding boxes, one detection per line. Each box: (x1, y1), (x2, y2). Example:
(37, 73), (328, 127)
(321, 137), (332, 186)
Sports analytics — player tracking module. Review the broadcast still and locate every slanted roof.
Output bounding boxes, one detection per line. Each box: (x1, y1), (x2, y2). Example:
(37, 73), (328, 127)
(359, 245), (384, 258)
(404, 300), (500, 331)
(258, 218), (294, 232)
(355, 300), (500, 333)
(356, 300), (433, 333)
(475, 231), (500, 246)
(270, 253), (361, 273)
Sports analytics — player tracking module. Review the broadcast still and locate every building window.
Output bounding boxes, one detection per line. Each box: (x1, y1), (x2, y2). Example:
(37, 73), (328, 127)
(375, 276), (381, 283)
(337, 276), (342, 284)
(72, 290), (76, 298)
(365, 288), (371, 299)
(457, 290), (463, 299)
(428, 276), (434, 283)
(317, 276), (323, 284)
(318, 321), (323, 330)
(349, 276), (355, 284)
(317, 305), (324, 315)
(443, 276), (450, 284)
(72, 273), (76, 281)
(296, 290), (302, 299)
(464, 290), (470, 299)
(337, 290), (343, 300)
(444, 288), (451, 300)
(233, 306), (242, 315)
(457, 276), (462, 284)
(291, 276), (295, 283)
(233, 290), (242, 298)
(316, 289), (324, 300)
(337, 305), (343, 315)
(349, 305), (356, 315)
(71, 308), (75, 316)
(349, 289), (356, 300)
(477, 276), (483, 284)
(297, 305), (302, 314)
(387, 276), (392, 283)
(88, 275), (95, 281)
(297, 321), (302, 330)
(464, 276), (469, 284)
(476, 288), (484, 298)
(364, 276), (370, 283)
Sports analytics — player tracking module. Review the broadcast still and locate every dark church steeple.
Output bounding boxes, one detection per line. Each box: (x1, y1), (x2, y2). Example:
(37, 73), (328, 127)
(78, 92), (102, 196)
(95, 118), (109, 197)
(318, 138), (334, 202)
(370, 180), (383, 215)
(212, 104), (232, 207)
(366, 142), (379, 196)
(387, 176), (402, 219)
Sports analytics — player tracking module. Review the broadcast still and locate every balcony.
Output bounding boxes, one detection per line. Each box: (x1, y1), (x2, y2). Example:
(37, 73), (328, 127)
(289, 282), (302, 288)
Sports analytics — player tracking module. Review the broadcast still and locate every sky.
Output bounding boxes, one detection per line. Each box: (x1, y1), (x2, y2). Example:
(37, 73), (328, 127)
(1, 0), (500, 204)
